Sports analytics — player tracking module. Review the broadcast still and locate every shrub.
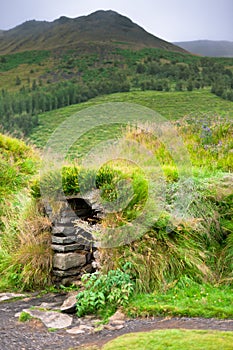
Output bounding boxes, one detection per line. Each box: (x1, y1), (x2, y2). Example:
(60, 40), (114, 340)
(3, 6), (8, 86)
(76, 263), (135, 317)
(31, 165), (122, 198)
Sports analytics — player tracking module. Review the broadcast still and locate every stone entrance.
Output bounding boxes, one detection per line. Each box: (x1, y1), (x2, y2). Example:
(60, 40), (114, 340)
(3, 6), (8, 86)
(45, 191), (104, 285)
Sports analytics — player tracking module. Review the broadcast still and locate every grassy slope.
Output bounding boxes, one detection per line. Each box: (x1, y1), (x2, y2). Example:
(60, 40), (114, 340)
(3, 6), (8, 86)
(0, 50), (51, 91)
(1, 47), (233, 93)
(29, 89), (233, 156)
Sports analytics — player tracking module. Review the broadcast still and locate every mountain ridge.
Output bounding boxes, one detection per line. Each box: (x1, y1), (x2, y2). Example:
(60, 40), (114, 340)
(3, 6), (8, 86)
(174, 40), (233, 57)
(0, 10), (187, 54)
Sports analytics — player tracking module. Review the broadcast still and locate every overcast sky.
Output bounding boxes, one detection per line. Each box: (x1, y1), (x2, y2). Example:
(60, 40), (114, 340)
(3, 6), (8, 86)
(1, 0), (232, 42)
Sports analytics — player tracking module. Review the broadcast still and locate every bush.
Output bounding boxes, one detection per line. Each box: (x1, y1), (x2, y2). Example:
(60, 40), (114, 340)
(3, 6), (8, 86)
(76, 263), (135, 317)
(31, 165), (123, 198)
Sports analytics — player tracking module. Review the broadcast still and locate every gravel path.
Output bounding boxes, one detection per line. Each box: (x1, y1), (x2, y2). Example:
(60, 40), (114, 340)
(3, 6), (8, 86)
(1, 294), (233, 350)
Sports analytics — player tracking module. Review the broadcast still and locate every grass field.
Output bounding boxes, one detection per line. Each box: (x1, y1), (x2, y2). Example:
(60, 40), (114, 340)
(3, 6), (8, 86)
(29, 89), (233, 158)
(77, 330), (233, 350)
(102, 330), (233, 350)
(125, 282), (233, 319)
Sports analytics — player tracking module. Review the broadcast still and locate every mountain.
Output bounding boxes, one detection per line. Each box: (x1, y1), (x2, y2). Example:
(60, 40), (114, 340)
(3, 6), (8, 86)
(0, 10), (187, 54)
(174, 40), (233, 57)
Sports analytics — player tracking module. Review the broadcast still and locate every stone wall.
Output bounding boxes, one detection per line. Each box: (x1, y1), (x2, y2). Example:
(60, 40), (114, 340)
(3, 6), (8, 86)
(45, 191), (103, 285)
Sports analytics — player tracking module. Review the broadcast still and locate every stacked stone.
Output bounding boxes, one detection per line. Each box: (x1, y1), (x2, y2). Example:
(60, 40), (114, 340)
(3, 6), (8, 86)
(47, 196), (98, 286)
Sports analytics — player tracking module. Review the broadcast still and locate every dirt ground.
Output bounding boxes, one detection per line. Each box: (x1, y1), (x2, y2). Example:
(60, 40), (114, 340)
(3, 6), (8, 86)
(1, 293), (233, 350)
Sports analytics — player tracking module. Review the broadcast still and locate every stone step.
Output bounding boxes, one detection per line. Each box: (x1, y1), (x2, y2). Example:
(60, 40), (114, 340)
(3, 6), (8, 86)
(53, 267), (81, 277)
(52, 226), (76, 236)
(52, 236), (77, 245)
(52, 243), (84, 252)
(53, 252), (86, 270)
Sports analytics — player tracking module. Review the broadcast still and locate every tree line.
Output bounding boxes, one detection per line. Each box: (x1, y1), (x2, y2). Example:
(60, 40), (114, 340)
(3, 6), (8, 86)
(0, 51), (232, 136)
(0, 74), (130, 136)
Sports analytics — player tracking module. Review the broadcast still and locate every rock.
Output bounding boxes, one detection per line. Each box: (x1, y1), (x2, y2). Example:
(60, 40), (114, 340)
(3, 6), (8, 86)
(104, 324), (124, 331)
(60, 292), (78, 314)
(66, 327), (85, 334)
(53, 268), (81, 277)
(81, 315), (97, 321)
(93, 250), (99, 260)
(52, 226), (76, 236)
(109, 310), (126, 323)
(22, 309), (73, 329)
(81, 263), (93, 274)
(52, 243), (84, 252)
(0, 293), (26, 302)
(93, 324), (104, 333)
(110, 320), (125, 325)
(70, 280), (82, 288)
(92, 261), (101, 270)
(39, 302), (62, 310)
(75, 229), (95, 246)
(92, 261), (97, 269)
(60, 276), (80, 286)
(78, 324), (94, 331)
(60, 209), (77, 218)
(59, 216), (77, 225)
(66, 324), (94, 334)
(90, 318), (103, 326)
(53, 252), (86, 270)
(86, 252), (93, 263)
(92, 250), (101, 270)
(49, 191), (105, 284)
(52, 236), (77, 244)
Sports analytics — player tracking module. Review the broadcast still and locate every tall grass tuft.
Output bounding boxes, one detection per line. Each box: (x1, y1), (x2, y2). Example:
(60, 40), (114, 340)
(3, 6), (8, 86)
(0, 194), (53, 291)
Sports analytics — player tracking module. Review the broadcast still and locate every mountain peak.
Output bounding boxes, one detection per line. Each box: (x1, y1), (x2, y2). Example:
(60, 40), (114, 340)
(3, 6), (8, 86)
(88, 9), (118, 15)
(0, 10), (188, 54)
(55, 16), (71, 23)
(83, 9), (134, 27)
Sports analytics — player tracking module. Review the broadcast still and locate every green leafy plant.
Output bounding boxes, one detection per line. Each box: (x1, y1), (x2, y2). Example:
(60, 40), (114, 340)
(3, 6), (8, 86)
(76, 263), (135, 317)
(18, 311), (32, 322)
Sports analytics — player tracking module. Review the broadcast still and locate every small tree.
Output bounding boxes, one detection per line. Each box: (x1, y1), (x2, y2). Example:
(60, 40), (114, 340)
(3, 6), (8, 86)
(175, 81), (183, 91)
(15, 76), (21, 86)
(187, 81), (193, 91)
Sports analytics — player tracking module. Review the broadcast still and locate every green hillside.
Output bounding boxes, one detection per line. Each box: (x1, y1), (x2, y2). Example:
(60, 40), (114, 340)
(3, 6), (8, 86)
(0, 45), (233, 137)
(29, 89), (233, 158)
